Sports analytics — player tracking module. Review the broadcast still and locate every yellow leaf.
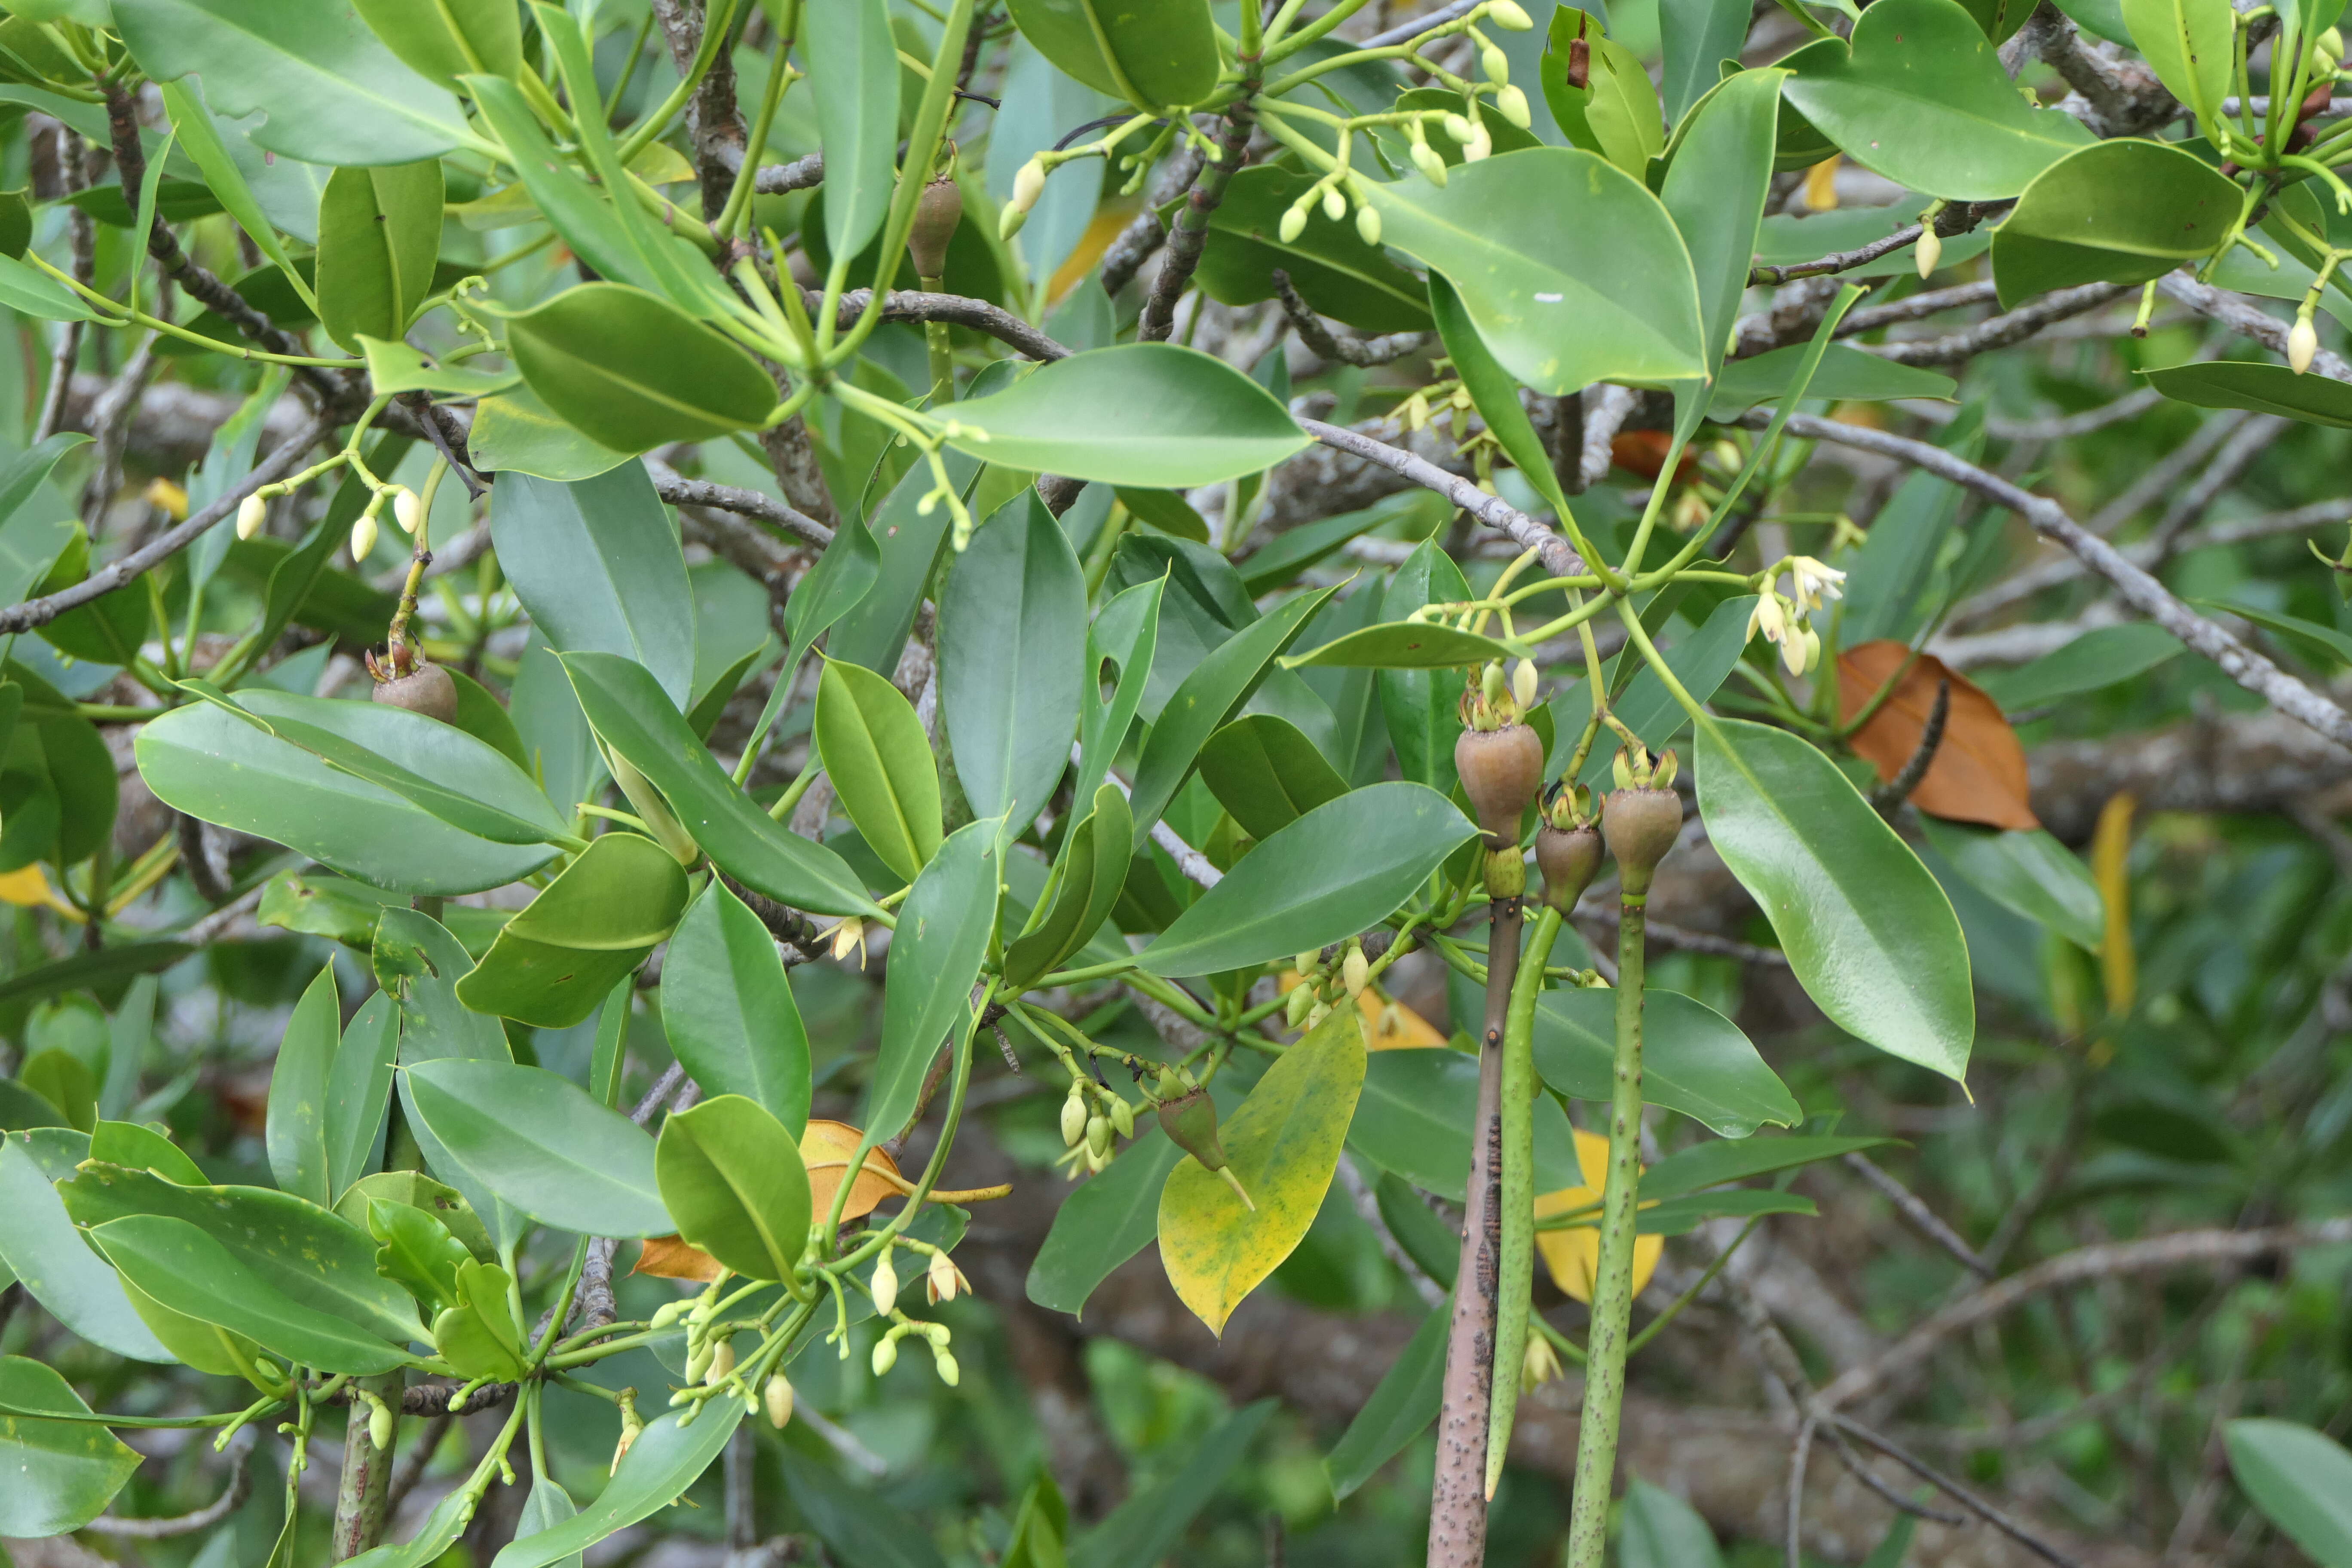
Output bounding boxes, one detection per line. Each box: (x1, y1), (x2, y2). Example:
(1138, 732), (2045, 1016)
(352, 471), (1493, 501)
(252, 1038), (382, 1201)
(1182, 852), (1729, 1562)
(1156, 1008), (1367, 1336)
(1274, 969), (1447, 1050)
(799, 1119), (903, 1222)
(0, 864), (81, 922)
(2092, 792), (2135, 1016)
(633, 1235), (724, 1282)
(1532, 1128), (1660, 1305)
(1803, 153), (1841, 211)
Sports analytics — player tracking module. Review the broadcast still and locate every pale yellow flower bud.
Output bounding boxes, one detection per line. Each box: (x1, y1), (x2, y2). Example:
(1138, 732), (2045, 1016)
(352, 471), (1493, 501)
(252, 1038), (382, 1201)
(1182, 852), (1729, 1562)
(926, 1250), (966, 1304)
(707, 1337), (735, 1384)
(1481, 44), (1509, 84)
(1278, 203), (1308, 244)
(870, 1253), (899, 1317)
(1489, 0), (1534, 28)
(2291, 314), (2320, 375)
(871, 1334), (898, 1376)
(1342, 946), (1370, 996)
(349, 512), (378, 562)
(1411, 141), (1449, 185)
(1511, 658), (1538, 710)
(392, 486), (423, 536)
(1915, 227), (1942, 280)
(1061, 1089), (1088, 1148)
(236, 493), (267, 540)
(933, 1348), (960, 1387)
(1496, 84), (1531, 129)
(1356, 204), (1382, 245)
(1011, 158), (1046, 214)
(764, 1373), (794, 1429)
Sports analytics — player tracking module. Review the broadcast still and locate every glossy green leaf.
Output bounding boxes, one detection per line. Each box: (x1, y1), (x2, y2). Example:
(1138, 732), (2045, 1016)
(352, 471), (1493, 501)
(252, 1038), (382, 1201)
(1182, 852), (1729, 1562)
(345, 1482), (478, 1568)
(112, 0), (472, 165)
(0, 250), (99, 322)
(1158, 1010), (1365, 1335)
(1697, 717), (1974, 1080)
(1918, 819), (2105, 953)
(868, 818), (1001, 1141)
(469, 388), (633, 482)
(824, 447), (983, 677)
(2143, 359), (2352, 427)
(1324, 1299), (1447, 1501)
(266, 964), (338, 1206)
(943, 345), (1311, 486)
(2122, 0), (2231, 122)
(136, 701), (555, 897)
(1025, 1124), (1185, 1315)
(404, 1058), (671, 1237)
(368, 1196), (471, 1312)
(1534, 988), (1801, 1136)
(816, 656), (943, 885)
(434, 1266), (539, 1378)
(1003, 0), (1220, 110)
(1622, 1478), (1726, 1568)
(315, 160), (441, 349)
(1002, 783), (1133, 993)
(2225, 1419), (2352, 1568)
(352, 0), (519, 87)
(804, 0), (899, 264)
(357, 335), (520, 398)
(1781, 0), (2095, 199)
(1197, 715), (1348, 841)
(0, 1355), (141, 1535)
(490, 1403), (745, 1568)
(1637, 1133), (1895, 1205)
(1540, 12), (1664, 176)
(1992, 139), (2239, 306)
(458, 833), (689, 1027)
(16, 1054), (90, 1134)
(1971, 622), (2182, 709)
(1662, 68), (1783, 399)
(562, 652), (884, 918)
(88, 1120), (203, 1185)
(514, 1479), (582, 1568)
(941, 496), (1087, 833)
(1350, 1048), (1583, 1204)
(507, 285), (776, 453)
(1142, 783), (1473, 976)
(662, 880), (812, 1133)
(1194, 165), (1433, 334)
(1, 666), (115, 871)
(337, 1171), (495, 1263)
(1362, 147), (1706, 398)
(1378, 543), (1470, 792)
(380, 907), (509, 1063)
(0, 1130), (173, 1361)
(1127, 587), (1333, 845)
(157, 77), (312, 311)
(1628, 1188), (1819, 1236)
(1429, 270), (1572, 518)
(777, 1447), (951, 1568)
(655, 1094), (813, 1283)
(1660, 0), (1757, 121)
(88, 1214), (414, 1373)
(493, 466), (698, 707)
(1708, 342), (1957, 417)
(59, 1164), (422, 1343)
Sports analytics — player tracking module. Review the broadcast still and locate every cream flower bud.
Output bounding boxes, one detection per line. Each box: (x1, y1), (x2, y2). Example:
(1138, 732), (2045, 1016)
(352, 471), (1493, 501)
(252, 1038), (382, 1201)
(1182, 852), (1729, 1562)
(1488, 0), (1534, 27)
(933, 1348), (960, 1387)
(368, 1398), (394, 1451)
(1109, 1097), (1135, 1139)
(926, 1250), (965, 1304)
(1781, 622), (1810, 677)
(1481, 44), (1509, 84)
(1411, 140), (1449, 185)
(1496, 84), (1531, 129)
(870, 1253), (899, 1317)
(1321, 184), (1347, 222)
(1464, 124), (1492, 162)
(1062, 1088), (1088, 1148)
(1278, 203), (1308, 244)
(1443, 112), (1475, 144)
(236, 493), (267, 540)
(1800, 625), (1822, 675)
(392, 486), (423, 536)
(871, 1334), (898, 1376)
(1511, 658), (1538, 710)
(1305, 1001), (1330, 1029)
(1011, 158), (1046, 214)
(1086, 1114), (1112, 1158)
(998, 204), (1028, 242)
(349, 512), (379, 562)
(2291, 314), (2320, 375)
(1295, 950), (1321, 976)
(1356, 204), (1382, 245)
(764, 1374), (794, 1429)
(1342, 946), (1369, 996)
(707, 1338), (735, 1384)
(1915, 227), (1942, 280)
(1286, 982), (1314, 1027)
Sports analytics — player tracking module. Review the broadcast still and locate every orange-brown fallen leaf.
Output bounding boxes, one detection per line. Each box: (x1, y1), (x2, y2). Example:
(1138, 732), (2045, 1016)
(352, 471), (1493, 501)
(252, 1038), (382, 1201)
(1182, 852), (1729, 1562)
(633, 1235), (724, 1282)
(1609, 429), (1698, 483)
(1837, 639), (2038, 830)
(799, 1119), (1012, 1222)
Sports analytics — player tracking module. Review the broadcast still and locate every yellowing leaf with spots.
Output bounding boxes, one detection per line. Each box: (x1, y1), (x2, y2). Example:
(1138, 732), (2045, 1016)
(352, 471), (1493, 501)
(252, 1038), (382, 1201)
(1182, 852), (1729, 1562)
(1534, 1127), (1661, 1304)
(1156, 1008), (1366, 1336)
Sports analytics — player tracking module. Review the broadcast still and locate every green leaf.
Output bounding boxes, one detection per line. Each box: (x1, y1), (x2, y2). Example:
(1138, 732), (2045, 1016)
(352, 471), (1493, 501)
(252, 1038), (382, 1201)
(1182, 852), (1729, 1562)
(1350, 1048), (1583, 1204)
(1708, 343), (1957, 417)
(1991, 139), (2239, 306)
(776, 1448), (950, 1568)
(1533, 988), (1802, 1137)
(1072, 577), (1163, 811)
(267, 964), (338, 1206)
(2121, 0), (2232, 122)
(469, 386), (633, 481)
(457, 833), (689, 1027)
(403, 1058), (671, 1237)
(0, 1355), (141, 1535)
(2225, 1419), (2352, 1568)
(351, 0), (519, 88)
(1622, 1477), (1726, 1568)
(356, 335), (521, 398)
(88, 1214), (414, 1373)
(868, 818), (1002, 1140)
(1158, 1010), (1366, 1335)
(315, 161), (441, 350)
(805, 0), (900, 265)
(2200, 595), (2352, 665)
(1660, 0), (1758, 122)
(825, 447), (983, 677)
(1697, 717), (1975, 1080)
(1002, 0), (1221, 110)
(1194, 165), (1433, 334)
(1323, 1299), (1447, 1501)
(1662, 68), (1784, 401)
(940, 496), (1087, 833)
(435, 1260), (529, 1379)
(817, 656), (943, 885)
(1379, 544), (1470, 792)
(338, 1171), (495, 1262)
(1429, 270), (1572, 518)
(1638, 1132), (1894, 1205)
(1780, 0), (2095, 199)
(507, 285), (777, 453)
(1918, 818), (2104, 953)
(136, 702), (556, 897)
(1142, 784), (1474, 976)
(1361, 147), (1705, 398)
(368, 1197), (470, 1312)
(1755, 203), (1990, 278)
(345, 1482), (477, 1568)
(943, 346), (1311, 487)
(1002, 1472), (1070, 1568)
(88, 1120), (202, 1185)
(112, 0), (473, 165)
(1002, 784), (1133, 992)
(562, 652), (884, 918)
(0, 1130), (174, 1362)
(0, 250), (101, 321)
(490, 1403), (744, 1568)
(1196, 715), (1348, 841)
(2143, 358), (2352, 426)
(1540, 13), (1665, 177)
(1631, 1188), (1819, 1235)
(654, 1094), (813, 1283)
(18, 1052), (93, 1133)
(1972, 622), (2182, 709)
(1127, 587), (1335, 845)
(0, 940), (191, 1016)
(1069, 1402), (1277, 1568)
(514, 1479), (582, 1568)
(661, 881), (812, 1134)
(158, 78), (313, 312)
(492, 466), (698, 707)
(1025, 1125), (1185, 1316)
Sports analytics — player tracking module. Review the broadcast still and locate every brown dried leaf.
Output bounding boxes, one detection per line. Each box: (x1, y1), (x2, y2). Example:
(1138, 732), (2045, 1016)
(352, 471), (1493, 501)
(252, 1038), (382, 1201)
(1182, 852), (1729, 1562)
(633, 1235), (724, 1281)
(1836, 640), (2037, 830)
(799, 1118), (903, 1223)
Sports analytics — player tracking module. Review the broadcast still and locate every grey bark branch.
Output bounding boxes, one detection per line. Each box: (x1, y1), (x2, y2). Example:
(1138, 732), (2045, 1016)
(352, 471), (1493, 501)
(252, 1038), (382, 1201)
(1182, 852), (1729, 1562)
(1300, 417), (1584, 578)
(646, 456), (833, 547)
(825, 286), (1073, 363)
(1270, 269), (1430, 366)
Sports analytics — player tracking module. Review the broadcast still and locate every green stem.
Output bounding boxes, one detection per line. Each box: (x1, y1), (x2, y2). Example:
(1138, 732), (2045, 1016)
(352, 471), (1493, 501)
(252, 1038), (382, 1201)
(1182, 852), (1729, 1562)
(1484, 901), (1564, 1498)
(1563, 883), (1649, 1568)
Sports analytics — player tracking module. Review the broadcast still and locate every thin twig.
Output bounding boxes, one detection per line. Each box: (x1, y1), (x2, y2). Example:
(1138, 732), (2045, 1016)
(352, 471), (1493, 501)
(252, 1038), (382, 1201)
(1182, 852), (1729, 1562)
(1831, 1415), (2088, 1568)
(646, 455), (833, 547)
(1270, 269), (1429, 366)
(1300, 417), (1583, 578)
(823, 286), (1073, 363)
(1869, 679), (1949, 814)
(87, 1430), (254, 1537)
(1842, 1151), (1990, 1278)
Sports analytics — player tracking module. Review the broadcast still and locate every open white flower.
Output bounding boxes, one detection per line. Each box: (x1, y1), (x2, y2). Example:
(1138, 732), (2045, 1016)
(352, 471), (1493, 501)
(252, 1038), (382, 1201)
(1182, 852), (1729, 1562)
(1746, 591), (1788, 649)
(1783, 555), (1847, 613)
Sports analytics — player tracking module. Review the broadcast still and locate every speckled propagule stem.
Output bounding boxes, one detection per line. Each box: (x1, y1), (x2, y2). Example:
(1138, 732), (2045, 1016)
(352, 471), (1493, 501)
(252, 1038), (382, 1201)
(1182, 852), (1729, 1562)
(1484, 900), (1565, 1498)
(1427, 893), (1522, 1567)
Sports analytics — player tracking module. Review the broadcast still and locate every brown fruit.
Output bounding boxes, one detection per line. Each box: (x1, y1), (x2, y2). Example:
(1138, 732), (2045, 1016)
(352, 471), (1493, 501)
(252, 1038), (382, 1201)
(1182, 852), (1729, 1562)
(907, 178), (964, 279)
(372, 664), (457, 723)
(1455, 723), (1544, 848)
(1602, 787), (1681, 892)
(1534, 824), (1603, 913)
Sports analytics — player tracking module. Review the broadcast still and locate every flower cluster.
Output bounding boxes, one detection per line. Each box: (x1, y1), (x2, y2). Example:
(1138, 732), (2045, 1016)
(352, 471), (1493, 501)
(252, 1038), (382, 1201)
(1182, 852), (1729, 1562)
(1746, 555), (1845, 676)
